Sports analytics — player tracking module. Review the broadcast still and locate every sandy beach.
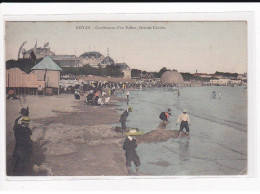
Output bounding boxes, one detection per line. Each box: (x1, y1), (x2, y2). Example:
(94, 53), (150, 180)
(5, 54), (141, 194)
(6, 94), (128, 176)
(6, 87), (247, 176)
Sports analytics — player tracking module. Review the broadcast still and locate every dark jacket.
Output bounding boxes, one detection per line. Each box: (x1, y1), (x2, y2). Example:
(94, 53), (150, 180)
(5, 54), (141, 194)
(120, 110), (129, 123)
(13, 116), (22, 131)
(13, 124), (32, 158)
(86, 93), (94, 101)
(159, 112), (169, 121)
(123, 138), (137, 156)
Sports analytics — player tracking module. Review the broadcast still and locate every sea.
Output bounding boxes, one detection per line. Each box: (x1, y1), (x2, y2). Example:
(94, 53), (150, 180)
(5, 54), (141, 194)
(115, 86), (247, 176)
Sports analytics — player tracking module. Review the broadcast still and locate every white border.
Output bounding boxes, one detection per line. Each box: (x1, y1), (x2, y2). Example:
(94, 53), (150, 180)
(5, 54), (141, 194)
(0, 3), (258, 191)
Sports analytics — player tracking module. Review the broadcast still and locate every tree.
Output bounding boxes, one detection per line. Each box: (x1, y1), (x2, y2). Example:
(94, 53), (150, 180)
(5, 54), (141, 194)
(215, 71), (238, 78)
(131, 69), (142, 78)
(104, 65), (124, 77)
(180, 72), (194, 81)
(6, 58), (44, 73)
(158, 67), (168, 77)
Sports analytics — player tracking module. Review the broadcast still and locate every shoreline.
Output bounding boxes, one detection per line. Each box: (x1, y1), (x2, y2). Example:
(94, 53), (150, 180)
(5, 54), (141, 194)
(6, 94), (128, 176)
(6, 86), (247, 176)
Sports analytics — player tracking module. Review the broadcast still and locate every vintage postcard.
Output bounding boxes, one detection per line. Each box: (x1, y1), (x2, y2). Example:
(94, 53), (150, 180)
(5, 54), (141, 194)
(4, 19), (249, 178)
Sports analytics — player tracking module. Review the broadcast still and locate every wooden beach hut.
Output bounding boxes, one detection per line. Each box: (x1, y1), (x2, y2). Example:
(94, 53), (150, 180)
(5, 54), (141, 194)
(6, 68), (45, 95)
(31, 56), (62, 95)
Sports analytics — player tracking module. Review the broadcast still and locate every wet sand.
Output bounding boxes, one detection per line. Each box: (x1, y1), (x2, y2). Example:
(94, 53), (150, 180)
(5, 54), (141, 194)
(6, 93), (189, 176)
(136, 121), (188, 144)
(6, 94), (128, 176)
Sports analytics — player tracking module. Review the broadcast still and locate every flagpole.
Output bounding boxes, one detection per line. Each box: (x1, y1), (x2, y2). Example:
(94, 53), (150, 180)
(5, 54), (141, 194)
(74, 49), (76, 67)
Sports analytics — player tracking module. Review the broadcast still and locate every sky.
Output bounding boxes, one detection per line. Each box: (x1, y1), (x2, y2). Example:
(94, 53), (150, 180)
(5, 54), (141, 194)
(5, 21), (247, 74)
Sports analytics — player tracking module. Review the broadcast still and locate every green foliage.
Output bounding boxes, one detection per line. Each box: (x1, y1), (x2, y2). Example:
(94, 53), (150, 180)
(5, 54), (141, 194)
(215, 71), (238, 78)
(6, 58), (43, 73)
(131, 69), (142, 78)
(131, 67), (171, 79)
(158, 67), (168, 78)
(106, 65), (124, 77)
(181, 72), (211, 81)
(180, 72), (194, 81)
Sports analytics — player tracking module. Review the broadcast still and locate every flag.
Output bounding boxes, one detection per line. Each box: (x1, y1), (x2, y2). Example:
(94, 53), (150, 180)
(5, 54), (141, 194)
(18, 41), (27, 59)
(34, 40), (37, 48)
(30, 51), (36, 61)
(44, 42), (49, 47)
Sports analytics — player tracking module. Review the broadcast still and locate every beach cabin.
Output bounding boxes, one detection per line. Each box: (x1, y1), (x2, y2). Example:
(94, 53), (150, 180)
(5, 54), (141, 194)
(31, 56), (62, 95)
(6, 68), (45, 95)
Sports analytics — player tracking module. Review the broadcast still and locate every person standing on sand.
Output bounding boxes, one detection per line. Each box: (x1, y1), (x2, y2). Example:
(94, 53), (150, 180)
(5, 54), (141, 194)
(176, 109), (191, 137)
(112, 85), (116, 95)
(11, 116), (33, 175)
(123, 136), (141, 175)
(37, 85), (43, 95)
(126, 90), (130, 101)
(218, 92), (222, 99)
(119, 107), (133, 134)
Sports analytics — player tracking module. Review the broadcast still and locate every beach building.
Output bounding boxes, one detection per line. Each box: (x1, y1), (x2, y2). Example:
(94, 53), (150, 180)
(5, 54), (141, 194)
(6, 68), (45, 95)
(31, 56), (62, 94)
(209, 78), (231, 85)
(77, 75), (135, 83)
(237, 73), (247, 81)
(23, 47), (55, 59)
(51, 55), (81, 67)
(209, 79), (219, 85)
(100, 56), (115, 68)
(18, 41), (55, 59)
(79, 51), (105, 67)
(160, 70), (184, 85)
(230, 79), (242, 85)
(116, 63), (131, 79)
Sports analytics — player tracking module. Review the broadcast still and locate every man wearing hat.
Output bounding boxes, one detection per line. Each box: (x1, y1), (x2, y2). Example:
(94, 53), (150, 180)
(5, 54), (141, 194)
(176, 109), (191, 137)
(119, 107), (133, 134)
(12, 116), (33, 175)
(13, 107), (29, 129)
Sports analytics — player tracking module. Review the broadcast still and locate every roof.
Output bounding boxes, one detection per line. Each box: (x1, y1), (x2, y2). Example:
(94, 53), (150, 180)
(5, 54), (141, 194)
(160, 70), (184, 84)
(116, 63), (131, 71)
(80, 51), (104, 59)
(51, 55), (77, 59)
(101, 56), (115, 66)
(31, 56), (62, 71)
(53, 59), (80, 67)
(24, 47), (54, 55)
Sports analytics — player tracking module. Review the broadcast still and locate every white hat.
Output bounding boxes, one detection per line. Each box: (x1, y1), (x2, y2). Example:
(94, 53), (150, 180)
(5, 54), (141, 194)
(128, 136), (133, 141)
(183, 109), (187, 113)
